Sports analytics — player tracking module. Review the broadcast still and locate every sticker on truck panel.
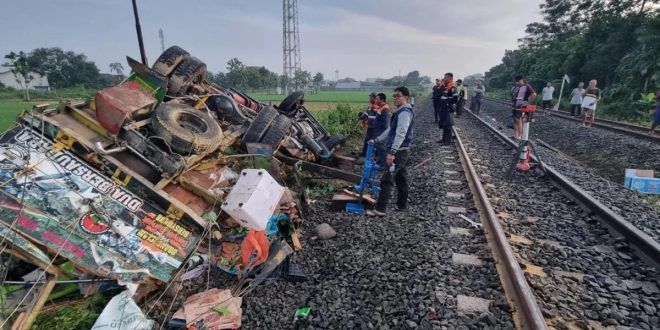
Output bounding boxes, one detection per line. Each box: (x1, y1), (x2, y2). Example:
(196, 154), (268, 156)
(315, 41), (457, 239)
(0, 126), (199, 283)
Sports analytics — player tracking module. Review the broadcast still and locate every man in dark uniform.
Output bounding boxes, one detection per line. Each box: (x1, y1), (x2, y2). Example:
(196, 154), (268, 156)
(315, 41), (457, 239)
(438, 72), (458, 144)
(361, 92), (378, 157)
(367, 86), (415, 217)
(432, 79), (443, 123)
(372, 93), (391, 164)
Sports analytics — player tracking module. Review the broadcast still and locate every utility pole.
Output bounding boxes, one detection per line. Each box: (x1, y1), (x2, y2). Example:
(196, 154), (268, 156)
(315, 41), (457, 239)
(131, 0), (147, 65)
(159, 28), (165, 53)
(335, 70), (339, 82)
(282, 0), (301, 94)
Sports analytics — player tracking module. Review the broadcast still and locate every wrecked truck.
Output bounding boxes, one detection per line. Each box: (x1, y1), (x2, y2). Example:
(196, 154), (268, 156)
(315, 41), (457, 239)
(0, 46), (345, 327)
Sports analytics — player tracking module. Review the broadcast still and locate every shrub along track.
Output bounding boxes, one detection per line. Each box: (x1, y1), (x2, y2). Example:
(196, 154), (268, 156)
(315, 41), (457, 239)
(453, 111), (660, 329)
(476, 98), (660, 242)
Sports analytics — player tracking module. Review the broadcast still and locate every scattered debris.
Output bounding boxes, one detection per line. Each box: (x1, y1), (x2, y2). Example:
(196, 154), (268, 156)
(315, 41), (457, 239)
(0, 45), (342, 327)
(92, 290), (153, 330)
(315, 223), (337, 240)
(169, 288), (242, 330)
(294, 306), (312, 322)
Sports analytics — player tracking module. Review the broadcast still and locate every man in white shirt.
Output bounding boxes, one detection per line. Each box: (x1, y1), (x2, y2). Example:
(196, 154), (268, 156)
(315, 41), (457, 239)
(541, 82), (555, 110)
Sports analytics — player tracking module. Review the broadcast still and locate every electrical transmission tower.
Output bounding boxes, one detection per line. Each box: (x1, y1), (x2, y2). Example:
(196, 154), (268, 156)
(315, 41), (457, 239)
(282, 0), (301, 94)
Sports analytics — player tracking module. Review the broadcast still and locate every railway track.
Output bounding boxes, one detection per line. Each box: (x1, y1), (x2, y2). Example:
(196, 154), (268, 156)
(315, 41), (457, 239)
(153, 98), (659, 328)
(483, 97), (659, 143)
(451, 106), (660, 329)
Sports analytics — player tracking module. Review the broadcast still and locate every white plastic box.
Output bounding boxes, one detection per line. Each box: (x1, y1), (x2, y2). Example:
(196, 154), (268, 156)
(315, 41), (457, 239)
(221, 169), (285, 230)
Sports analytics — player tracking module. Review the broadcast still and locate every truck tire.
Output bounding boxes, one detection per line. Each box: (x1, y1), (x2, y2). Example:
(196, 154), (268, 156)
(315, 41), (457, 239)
(168, 57), (207, 96)
(278, 91), (304, 116)
(152, 46), (190, 76)
(260, 115), (292, 150)
(152, 102), (223, 155)
(241, 106), (278, 145)
(322, 134), (346, 150)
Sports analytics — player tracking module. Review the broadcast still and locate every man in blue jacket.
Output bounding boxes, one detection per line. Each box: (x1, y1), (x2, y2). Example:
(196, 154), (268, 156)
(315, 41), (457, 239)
(367, 86), (415, 217)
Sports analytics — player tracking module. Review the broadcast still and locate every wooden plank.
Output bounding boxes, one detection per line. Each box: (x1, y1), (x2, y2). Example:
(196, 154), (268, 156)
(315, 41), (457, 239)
(13, 276), (57, 330)
(342, 189), (376, 204)
(291, 231), (303, 252)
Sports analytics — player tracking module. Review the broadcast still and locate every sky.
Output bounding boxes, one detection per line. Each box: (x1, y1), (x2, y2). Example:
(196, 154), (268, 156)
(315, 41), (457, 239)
(0, 0), (542, 81)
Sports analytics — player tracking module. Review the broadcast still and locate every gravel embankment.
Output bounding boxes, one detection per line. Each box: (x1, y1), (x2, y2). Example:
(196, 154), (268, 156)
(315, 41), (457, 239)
(476, 99), (660, 242)
(455, 113), (660, 329)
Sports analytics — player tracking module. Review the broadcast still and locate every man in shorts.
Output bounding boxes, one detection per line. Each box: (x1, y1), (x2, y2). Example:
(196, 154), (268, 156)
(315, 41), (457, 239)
(511, 75), (537, 140)
(581, 79), (601, 128)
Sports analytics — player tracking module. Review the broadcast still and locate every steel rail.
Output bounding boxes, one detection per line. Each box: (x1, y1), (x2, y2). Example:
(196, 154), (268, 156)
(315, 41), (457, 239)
(482, 97), (659, 143)
(452, 127), (548, 330)
(465, 108), (660, 267)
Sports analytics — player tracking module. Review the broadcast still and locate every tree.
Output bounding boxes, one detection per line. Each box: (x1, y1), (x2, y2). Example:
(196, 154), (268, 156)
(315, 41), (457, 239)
(293, 69), (312, 91)
(226, 58), (247, 89)
(27, 47), (100, 88)
(404, 70), (421, 86)
(109, 62), (124, 76)
(312, 72), (324, 90)
(3, 51), (34, 101)
(486, 0), (659, 120)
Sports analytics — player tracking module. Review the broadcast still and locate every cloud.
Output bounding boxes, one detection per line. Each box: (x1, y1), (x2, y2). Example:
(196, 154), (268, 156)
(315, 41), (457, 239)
(0, 0), (542, 81)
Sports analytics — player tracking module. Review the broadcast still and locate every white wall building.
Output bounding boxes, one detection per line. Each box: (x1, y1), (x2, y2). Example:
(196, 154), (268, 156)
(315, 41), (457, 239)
(0, 68), (50, 93)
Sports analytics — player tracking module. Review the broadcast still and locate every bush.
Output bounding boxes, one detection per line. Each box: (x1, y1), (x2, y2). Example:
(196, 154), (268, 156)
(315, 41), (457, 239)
(311, 103), (362, 138)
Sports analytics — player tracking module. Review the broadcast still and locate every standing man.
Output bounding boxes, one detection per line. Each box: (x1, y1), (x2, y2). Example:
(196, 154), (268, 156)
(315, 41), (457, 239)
(372, 93), (391, 163)
(367, 86), (415, 217)
(438, 73), (457, 144)
(432, 79), (443, 123)
(472, 79), (486, 114)
(541, 82), (554, 110)
(361, 92), (378, 157)
(456, 79), (467, 118)
(511, 75), (537, 140)
(569, 82), (585, 117)
(582, 79), (601, 128)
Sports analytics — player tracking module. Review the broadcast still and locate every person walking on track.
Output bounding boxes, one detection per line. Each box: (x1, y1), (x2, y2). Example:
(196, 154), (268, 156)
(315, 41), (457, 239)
(511, 75), (537, 140)
(472, 79), (485, 114)
(569, 82), (585, 117)
(367, 86), (415, 217)
(456, 79), (467, 118)
(432, 79), (443, 123)
(581, 79), (601, 128)
(541, 82), (554, 110)
(438, 73), (458, 144)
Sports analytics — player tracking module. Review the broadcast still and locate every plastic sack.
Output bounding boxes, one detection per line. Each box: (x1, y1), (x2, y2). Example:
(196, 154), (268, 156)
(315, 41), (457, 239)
(92, 290), (153, 330)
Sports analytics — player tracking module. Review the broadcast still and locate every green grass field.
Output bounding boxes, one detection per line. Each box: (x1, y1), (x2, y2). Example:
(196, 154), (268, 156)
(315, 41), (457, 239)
(0, 101), (33, 132)
(250, 91), (371, 103)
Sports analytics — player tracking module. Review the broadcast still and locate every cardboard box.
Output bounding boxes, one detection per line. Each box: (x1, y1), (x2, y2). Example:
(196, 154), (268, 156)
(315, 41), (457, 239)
(624, 169), (660, 195)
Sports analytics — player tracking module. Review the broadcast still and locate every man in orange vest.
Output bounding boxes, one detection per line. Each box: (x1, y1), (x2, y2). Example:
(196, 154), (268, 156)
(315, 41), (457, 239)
(438, 73), (458, 144)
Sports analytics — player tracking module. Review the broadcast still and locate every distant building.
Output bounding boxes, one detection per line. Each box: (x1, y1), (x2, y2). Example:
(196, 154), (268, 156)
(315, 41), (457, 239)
(335, 81), (361, 89)
(0, 68), (50, 93)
